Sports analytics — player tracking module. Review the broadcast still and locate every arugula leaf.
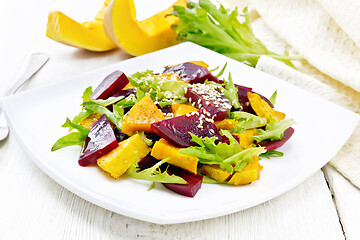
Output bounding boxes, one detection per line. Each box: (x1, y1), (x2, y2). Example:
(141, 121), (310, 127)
(230, 111), (267, 132)
(82, 86), (93, 103)
(172, 0), (301, 67)
(252, 118), (296, 142)
(222, 72), (241, 109)
(83, 102), (123, 129)
(51, 118), (90, 151)
(128, 70), (154, 87)
(180, 132), (265, 174)
(138, 131), (153, 146)
(269, 90), (277, 106)
(260, 150), (284, 159)
(126, 158), (187, 184)
(215, 62), (227, 78)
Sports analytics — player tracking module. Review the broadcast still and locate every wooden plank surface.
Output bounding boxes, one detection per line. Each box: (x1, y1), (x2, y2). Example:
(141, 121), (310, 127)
(0, 0), (358, 239)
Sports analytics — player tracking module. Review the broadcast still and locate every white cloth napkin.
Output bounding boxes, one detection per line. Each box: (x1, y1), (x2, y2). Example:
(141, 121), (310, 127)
(243, 0), (360, 188)
(252, 0), (360, 93)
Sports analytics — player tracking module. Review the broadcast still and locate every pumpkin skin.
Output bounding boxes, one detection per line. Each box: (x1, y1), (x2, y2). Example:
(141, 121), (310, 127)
(103, 0), (186, 56)
(46, 11), (116, 52)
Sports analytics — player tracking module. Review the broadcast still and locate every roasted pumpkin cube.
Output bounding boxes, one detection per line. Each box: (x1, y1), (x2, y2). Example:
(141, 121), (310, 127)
(79, 113), (101, 130)
(151, 138), (198, 173)
(97, 134), (151, 178)
(201, 164), (232, 182)
(232, 129), (259, 149)
(215, 119), (238, 130)
(228, 156), (263, 185)
(121, 95), (165, 135)
(248, 92), (285, 122)
(171, 103), (198, 117)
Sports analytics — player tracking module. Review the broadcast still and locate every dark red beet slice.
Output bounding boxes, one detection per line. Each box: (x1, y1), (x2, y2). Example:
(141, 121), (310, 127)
(110, 88), (136, 99)
(78, 114), (118, 166)
(151, 109), (221, 147)
(259, 127), (294, 151)
(185, 84), (232, 121)
(91, 70), (129, 100)
(235, 84), (274, 114)
(163, 167), (203, 198)
(163, 62), (220, 84)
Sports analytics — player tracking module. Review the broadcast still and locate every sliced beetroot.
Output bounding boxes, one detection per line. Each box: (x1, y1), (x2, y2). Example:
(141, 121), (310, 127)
(151, 108), (221, 147)
(185, 84), (232, 121)
(110, 88), (136, 99)
(113, 126), (129, 143)
(91, 70), (129, 100)
(138, 155), (159, 171)
(259, 127), (294, 151)
(163, 167), (203, 198)
(235, 84), (274, 114)
(78, 114), (118, 166)
(163, 62), (220, 84)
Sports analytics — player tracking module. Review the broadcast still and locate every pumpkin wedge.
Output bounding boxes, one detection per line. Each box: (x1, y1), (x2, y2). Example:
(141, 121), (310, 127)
(46, 11), (116, 52)
(121, 95), (165, 135)
(248, 92), (285, 123)
(97, 134), (150, 178)
(228, 156), (263, 186)
(103, 0), (186, 56)
(151, 138), (198, 174)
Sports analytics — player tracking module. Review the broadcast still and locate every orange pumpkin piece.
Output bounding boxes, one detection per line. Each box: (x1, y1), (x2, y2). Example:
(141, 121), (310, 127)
(79, 113), (101, 130)
(232, 129), (259, 149)
(201, 164), (232, 182)
(121, 95), (165, 135)
(228, 156), (263, 186)
(215, 119), (238, 130)
(151, 138), (198, 174)
(171, 103), (198, 117)
(248, 92), (285, 123)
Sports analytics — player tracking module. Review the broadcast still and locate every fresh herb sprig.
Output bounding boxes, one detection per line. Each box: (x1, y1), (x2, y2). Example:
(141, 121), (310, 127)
(172, 0), (301, 67)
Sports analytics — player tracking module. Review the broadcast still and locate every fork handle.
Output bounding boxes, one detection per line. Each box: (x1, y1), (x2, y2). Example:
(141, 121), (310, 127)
(6, 53), (49, 96)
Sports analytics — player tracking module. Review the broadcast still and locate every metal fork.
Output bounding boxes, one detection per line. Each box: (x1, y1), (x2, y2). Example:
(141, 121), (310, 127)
(0, 53), (49, 141)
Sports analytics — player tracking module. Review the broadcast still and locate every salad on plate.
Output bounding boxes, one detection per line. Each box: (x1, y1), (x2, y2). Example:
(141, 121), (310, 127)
(52, 61), (295, 197)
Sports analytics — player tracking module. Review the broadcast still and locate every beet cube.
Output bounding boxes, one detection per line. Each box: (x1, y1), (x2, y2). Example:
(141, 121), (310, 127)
(78, 114), (118, 166)
(91, 70), (129, 100)
(109, 88), (136, 99)
(185, 84), (232, 121)
(163, 167), (203, 198)
(151, 109), (221, 147)
(259, 127), (294, 151)
(163, 62), (220, 84)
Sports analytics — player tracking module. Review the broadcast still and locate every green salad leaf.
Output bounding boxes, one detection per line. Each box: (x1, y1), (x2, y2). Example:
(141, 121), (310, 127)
(51, 118), (89, 151)
(172, 0), (300, 67)
(252, 118), (296, 142)
(180, 131), (265, 174)
(230, 111), (267, 132)
(83, 102), (123, 129)
(126, 158), (187, 184)
(222, 72), (241, 109)
(260, 149), (284, 159)
(269, 90), (277, 106)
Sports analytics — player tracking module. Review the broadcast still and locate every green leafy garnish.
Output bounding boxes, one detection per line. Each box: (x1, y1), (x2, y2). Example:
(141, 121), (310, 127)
(51, 118), (90, 151)
(230, 111), (267, 132)
(138, 131), (153, 146)
(260, 150), (284, 159)
(269, 90), (277, 106)
(83, 102), (123, 129)
(180, 132), (265, 174)
(252, 118), (296, 142)
(126, 158), (187, 184)
(222, 72), (241, 109)
(172, 0), (300, 67)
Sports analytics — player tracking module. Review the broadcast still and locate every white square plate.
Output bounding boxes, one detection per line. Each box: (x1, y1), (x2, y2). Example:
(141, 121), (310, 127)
(1, 43), (359, 224)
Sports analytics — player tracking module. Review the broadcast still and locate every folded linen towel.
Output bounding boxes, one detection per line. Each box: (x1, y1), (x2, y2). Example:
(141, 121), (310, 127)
(256, 55), (360, 189)
(252, 0), (360, 92)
